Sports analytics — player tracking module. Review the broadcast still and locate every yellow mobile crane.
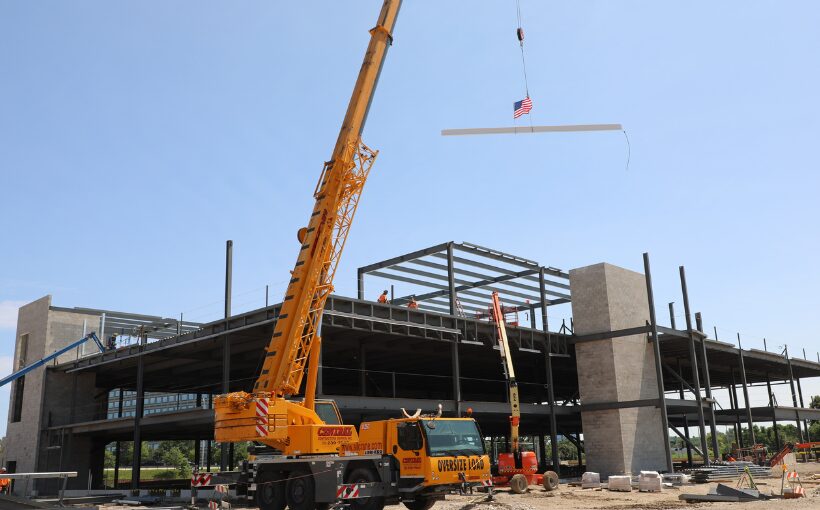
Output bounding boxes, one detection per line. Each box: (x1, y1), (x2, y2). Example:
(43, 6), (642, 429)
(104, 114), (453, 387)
(214, 2), (491, 509)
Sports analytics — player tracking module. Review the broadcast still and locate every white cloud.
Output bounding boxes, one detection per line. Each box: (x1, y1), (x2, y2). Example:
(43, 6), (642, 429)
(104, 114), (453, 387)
(0, 301), (25, 330)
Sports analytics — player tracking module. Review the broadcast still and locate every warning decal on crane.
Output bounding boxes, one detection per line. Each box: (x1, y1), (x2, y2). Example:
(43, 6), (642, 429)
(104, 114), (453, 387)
(191, 473), (213, 487)
(256, 398), (269, 437)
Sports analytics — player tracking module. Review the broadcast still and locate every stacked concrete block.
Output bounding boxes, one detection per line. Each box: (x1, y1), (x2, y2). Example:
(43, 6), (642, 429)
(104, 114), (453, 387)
(569, 263), (667, 477)
(608, 475), (632, 492)
(639, 471), (662, 492)
(581, 471), (601, 489)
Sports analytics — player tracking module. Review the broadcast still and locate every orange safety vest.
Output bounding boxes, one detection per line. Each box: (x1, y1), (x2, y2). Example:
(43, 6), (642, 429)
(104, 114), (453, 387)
(408, 301), (418, 309)
(0, 477), (10, 488)
(378, 294), (388, 303)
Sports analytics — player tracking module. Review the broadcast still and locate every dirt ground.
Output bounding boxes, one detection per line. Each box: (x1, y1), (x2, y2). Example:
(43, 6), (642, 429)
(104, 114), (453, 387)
(430, 462), (820, 510)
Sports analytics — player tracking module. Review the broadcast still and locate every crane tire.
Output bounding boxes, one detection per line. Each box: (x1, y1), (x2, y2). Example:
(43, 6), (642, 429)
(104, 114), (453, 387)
(285, 469), (318, 510)
(509, 474), (529, 494)
(403, 496), (435, 510)
(542, 471), (559, 491)
(345, 467), (385, 510)
(256, 470), (285, 510)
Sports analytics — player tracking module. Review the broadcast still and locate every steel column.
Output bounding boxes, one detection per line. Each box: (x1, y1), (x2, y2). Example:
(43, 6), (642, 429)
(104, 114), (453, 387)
(220, 240), (232, 472)
(668, 302), (676, 329)
(677, 359), (693, 466)
(679, 266), (709, 465)
(736, 334), (756, 445)
(447, 242), (461, 415)
(797, 377), (809, 440)
(357, 268), (365, 300)
(539, 268), (560, 474)
(644, 254), (674, 472)
(766, 374), (781, 450)
(730, 373), (744, 448)
(114, 389), (124, 487)
(695, 312), (719, 460)
(359, 340), (367, 397)
(131, 355), (145, 489)
(784, 346), (804, 441)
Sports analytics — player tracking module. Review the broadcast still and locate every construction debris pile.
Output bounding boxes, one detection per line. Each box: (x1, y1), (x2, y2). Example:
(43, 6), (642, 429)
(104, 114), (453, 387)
(686, 461), (773, 483)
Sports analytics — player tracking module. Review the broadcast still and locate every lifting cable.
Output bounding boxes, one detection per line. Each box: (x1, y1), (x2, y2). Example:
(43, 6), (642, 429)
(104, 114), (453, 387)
(514, 0), (534, 127)
(515, 0), (531, 99)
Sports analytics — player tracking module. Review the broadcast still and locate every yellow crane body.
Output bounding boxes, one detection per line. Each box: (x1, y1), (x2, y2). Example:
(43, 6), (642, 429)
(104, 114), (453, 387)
(211, 4), (492, 508)
(214, 0), (399, 452)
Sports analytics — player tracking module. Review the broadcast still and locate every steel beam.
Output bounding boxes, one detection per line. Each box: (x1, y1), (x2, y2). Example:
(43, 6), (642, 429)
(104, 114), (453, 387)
(358, 242), (450, 274)
(441, 124), (623, 136)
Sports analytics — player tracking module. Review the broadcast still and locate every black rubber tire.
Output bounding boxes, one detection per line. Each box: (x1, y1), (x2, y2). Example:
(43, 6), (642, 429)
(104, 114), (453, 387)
(542, 471), (559, 491)
(345, 467), (385, 510)
(509, 474), (529, 494)
(403, 496), (436, 510)
(256, 471), (286, 510)
(286, 469), (317, 510)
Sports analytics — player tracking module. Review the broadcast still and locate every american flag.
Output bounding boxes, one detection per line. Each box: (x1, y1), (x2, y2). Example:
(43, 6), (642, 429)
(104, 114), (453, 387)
(513, 97), (533, 119)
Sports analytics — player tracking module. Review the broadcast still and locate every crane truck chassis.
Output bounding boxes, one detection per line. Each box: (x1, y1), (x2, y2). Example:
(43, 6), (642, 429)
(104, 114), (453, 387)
(239, 402), (492, 510)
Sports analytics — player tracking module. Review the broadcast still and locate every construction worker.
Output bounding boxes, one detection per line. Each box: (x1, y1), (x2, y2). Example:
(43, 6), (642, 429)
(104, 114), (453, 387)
(106, 335), (117, 350)
(377, 290), (389, 304)
(0, 468), (10, 494)
(407, 296), (419, 309)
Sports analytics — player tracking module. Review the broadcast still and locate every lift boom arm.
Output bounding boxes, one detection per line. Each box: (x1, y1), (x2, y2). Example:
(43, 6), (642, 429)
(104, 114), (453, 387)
(0, 333), (104, 388)
(255, 0), (402, 397)
(490, 291), (521, 453)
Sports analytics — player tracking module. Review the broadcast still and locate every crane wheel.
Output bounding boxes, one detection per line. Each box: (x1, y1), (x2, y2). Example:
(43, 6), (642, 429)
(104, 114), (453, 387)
(509, 474), (528, 494)
(286, 469), (318, 510)
(403, 496), (435, 510)
(256, 470), (286, 510)
(346, 467), (385, 510)
(542, 471), (559, 492)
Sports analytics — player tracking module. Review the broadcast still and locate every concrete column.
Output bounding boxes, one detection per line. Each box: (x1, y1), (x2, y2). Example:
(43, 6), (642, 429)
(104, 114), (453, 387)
(569, 263), (667, 476)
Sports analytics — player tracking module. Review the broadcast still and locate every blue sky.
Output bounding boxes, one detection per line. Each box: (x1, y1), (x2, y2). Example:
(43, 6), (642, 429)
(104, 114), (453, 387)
(1, 1), (818, 436)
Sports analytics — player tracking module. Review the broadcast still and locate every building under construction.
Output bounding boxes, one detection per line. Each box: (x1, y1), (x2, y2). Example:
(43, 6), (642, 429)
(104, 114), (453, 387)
(5, 241), (820, 495)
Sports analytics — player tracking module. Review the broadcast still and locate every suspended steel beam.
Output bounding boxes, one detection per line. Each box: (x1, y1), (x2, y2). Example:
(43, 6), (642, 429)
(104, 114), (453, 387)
(442, 124), (623, 137)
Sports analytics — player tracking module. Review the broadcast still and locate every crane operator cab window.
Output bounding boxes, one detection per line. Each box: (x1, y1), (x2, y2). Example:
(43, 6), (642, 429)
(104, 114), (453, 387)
(314, 401), (342, 425)
(397, 422), (424, 451)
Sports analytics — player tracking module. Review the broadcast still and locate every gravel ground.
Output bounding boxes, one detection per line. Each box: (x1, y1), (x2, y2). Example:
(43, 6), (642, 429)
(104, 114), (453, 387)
(427, 462), (820, 510)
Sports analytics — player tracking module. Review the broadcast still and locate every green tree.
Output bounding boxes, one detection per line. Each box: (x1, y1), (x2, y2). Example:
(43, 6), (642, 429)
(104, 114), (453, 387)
(104, 449), (116, 468)
(556, 439), (578, 461)
(162, 447), (192, 478)
(153, 440), (194, 465)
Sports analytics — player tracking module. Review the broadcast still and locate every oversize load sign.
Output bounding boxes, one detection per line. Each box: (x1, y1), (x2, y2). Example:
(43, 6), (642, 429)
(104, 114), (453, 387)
(437, 457), (486, 472)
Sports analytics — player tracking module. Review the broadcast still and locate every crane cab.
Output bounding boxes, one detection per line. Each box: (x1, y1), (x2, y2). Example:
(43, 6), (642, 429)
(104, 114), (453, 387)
(347, 417), (492, 494)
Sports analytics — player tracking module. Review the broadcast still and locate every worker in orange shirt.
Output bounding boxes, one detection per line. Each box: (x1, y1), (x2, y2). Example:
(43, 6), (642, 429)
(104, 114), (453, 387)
(407, 296), (419, 309)
(377, 290), (389, 304)
(0, 468), (10, 494)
